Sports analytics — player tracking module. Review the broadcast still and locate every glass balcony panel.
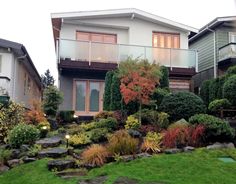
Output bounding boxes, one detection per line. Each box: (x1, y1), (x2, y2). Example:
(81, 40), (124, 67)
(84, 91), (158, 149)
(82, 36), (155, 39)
(91, 42), (118, 63)
(60, 39), (89, 61)
(118, 45), (145, 61)
(171, 49), (196, 68)
(219, 43), (236, 62)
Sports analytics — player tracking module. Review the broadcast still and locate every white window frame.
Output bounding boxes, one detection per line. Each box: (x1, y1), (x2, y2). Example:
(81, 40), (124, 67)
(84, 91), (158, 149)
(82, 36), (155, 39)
(229, 32), (236, 43)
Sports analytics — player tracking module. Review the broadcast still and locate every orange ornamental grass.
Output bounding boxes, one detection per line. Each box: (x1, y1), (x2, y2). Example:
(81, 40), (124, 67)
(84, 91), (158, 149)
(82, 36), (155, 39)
(81, 144), (109, 167)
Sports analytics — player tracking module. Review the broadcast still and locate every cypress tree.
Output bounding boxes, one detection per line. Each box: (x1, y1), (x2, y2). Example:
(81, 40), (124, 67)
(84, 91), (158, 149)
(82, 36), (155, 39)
(103, 71), (114, 111)
(110, 72), (122, 111)
(159, 66), (169, 88)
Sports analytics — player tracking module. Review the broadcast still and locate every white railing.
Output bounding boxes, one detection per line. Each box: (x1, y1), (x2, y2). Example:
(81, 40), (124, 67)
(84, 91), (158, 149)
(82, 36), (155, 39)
(219, 43), (236, 62)
(0, 77), (10, 96)
(58, 39), (197, 70)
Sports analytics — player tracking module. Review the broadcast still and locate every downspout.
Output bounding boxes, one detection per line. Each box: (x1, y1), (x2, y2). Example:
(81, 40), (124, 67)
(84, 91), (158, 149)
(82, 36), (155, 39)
(207, 27), (217, 78)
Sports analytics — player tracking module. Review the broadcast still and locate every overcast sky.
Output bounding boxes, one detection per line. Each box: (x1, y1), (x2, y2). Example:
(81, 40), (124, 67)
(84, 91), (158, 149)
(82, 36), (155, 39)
(0, 0), (235, 81)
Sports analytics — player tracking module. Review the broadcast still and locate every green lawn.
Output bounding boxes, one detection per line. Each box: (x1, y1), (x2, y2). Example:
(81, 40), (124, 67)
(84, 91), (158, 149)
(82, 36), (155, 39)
(1, 148), (236, 184)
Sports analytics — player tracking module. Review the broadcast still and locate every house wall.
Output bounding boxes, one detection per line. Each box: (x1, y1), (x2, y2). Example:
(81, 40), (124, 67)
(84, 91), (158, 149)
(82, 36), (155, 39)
(61, 17), (189, 49)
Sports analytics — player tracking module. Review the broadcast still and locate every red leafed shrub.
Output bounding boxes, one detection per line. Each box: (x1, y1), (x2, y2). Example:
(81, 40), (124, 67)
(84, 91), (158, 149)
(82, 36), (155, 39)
(163, 125), (205, 148)
(113, 110), (127, 125)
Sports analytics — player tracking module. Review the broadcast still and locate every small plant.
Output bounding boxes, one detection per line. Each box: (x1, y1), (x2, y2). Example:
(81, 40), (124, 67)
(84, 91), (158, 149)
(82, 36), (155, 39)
(107, 130), (138, 156)
(139, 125), (158, 136)
(8, 123), (40, 148)
(57, 110), (75, 123)
(81, 144), (109, 167)
(208, 99), (231, 113)
(94, 111), (114, 121)
(90, 128), (109, 143)
(37, 120), (51, 138)
(27, 144), (42, 157)
(0, 148), (12, 165)
(68, 133), (91, 147)
(0, 101), (25, 143)
(125, 115), (141, 130)
(24, 100), (46, 125)
(141, 132), (163, 153)
(97, 117), (118, 131)
(80, 122), (97, 131)
(157, 112), (170, 129)
(189, 114), (235, 142)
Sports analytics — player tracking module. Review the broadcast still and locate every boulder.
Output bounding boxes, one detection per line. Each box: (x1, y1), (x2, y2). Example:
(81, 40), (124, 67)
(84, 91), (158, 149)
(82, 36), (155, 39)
(207, 142), (235, 150)
(136, 153), (152, 159)
(122, 155), (135, 162)
(10, 149), (21, 159)
(57, 169), (87, 179)
(48, 159), (75, 171)
(7, 159), (21, 168)
(38, 148), (68, 158)
(20, 144), (30, 152)
(183, 146), (195, 152)
(0, 165), (9, 174)
(22, 157), (37, 163)
(36, 137), (61, 148)
(113, 177), (138, 184)
(164, 148), (181, 154)
(79, 176), (107, 184)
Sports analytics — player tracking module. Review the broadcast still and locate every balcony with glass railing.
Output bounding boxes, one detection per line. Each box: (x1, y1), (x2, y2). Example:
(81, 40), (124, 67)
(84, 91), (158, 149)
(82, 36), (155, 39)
(219, 43), (236, 62)
(57, 39), (198, 71)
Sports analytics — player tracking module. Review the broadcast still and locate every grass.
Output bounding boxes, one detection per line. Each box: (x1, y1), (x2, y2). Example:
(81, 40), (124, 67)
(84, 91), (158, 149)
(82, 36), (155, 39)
(1, 148), (236, 184)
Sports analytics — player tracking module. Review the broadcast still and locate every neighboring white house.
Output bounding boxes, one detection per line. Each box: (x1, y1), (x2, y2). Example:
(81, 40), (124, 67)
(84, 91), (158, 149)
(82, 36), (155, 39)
(0, 38), (42, 108)
(51, 8), (199, 116)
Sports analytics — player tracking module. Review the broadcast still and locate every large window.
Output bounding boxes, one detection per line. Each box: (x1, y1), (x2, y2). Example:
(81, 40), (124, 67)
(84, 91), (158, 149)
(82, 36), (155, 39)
(76, 31), (117, 44)
(74, 80), (104, 114)
(153, 32), (180, 48)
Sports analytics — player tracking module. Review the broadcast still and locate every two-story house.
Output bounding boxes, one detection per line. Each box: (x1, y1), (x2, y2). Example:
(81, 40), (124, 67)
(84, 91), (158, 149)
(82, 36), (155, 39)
(189, 16), (236, 92)
(0, 38), (42, 107)
(51, 8), (198, 116)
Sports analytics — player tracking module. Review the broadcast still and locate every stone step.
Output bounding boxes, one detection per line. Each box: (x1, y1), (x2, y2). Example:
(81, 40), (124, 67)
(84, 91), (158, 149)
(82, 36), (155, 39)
(38, 147), (68, 158)
(56, 169), (87, 179)
(36, 136), (62, 148)
(48, 159), (76, 171)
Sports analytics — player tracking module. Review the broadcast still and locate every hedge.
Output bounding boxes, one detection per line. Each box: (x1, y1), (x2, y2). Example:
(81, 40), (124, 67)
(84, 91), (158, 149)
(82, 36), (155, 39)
(223, 74), (236, 106)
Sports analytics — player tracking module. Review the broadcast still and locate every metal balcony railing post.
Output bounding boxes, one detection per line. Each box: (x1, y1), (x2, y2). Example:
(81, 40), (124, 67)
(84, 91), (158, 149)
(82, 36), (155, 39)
(89, 41), (92, 66)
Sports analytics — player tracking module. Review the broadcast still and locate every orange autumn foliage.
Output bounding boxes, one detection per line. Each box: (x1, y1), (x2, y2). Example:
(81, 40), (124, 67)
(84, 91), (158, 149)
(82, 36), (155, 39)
(119, 59), (161, 105)
(25, 100), (46, 125)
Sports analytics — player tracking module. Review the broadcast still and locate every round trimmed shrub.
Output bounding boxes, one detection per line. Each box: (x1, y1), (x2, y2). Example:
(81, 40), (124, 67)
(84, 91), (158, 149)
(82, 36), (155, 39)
(223, 75), (236, 106)
(226, 65), (236, 77)
(208, 99), (231, 113)
(189, 114), (235, 142)
(8, 124), (40, 148)
(159, 92), (206, 121)
(151, 88), (170, 107)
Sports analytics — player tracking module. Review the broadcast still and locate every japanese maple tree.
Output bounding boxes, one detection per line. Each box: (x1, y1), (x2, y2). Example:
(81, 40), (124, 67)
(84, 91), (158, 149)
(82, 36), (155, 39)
(118, 58), (161, 123)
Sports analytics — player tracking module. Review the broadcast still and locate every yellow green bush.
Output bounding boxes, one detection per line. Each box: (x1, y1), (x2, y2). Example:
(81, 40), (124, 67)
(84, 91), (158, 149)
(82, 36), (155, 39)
(125, 115), (140, 130)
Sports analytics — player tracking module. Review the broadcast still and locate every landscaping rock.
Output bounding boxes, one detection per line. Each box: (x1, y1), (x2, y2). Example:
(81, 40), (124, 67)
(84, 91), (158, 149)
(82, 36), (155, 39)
(207, 142), (235, 150)
(7, 159), (21, 168)
(183, 146), (195, 152)
(48, 159), (75, 171)
(128, 129), (142, 138)
(10, 149), (21, 159)
(79, 176), (107, 184)
(113, 177), (138, 184)
(57, 169), (87, 179)
(122, 155), (135, 162)
(38, 148), (68, 158)
(164, 148), (181, 154)
(36, 137), (61, 148)
(136, 153), (152, 159)
(48, 119), (58, 130)
(0, 165), (9, 174)
(20, 144), (30, 152)
(22, 157), (37, 163)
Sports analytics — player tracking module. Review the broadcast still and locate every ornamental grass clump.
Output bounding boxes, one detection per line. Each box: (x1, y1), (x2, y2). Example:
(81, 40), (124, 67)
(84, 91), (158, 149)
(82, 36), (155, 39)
(141, 132), (163, 153)
(81, 144), (109, 167)
(107, 130), (138, 156)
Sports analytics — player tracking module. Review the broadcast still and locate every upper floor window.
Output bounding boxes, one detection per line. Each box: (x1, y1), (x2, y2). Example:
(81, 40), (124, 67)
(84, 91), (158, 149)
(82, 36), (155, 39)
(153, 32), (180, 49)
(76, 31), (117, 44)
(229, 32), (236, 43)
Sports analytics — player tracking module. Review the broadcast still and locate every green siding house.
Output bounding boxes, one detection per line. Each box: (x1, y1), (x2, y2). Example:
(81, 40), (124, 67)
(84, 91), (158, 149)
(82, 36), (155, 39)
(189, 16), (236, 92)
